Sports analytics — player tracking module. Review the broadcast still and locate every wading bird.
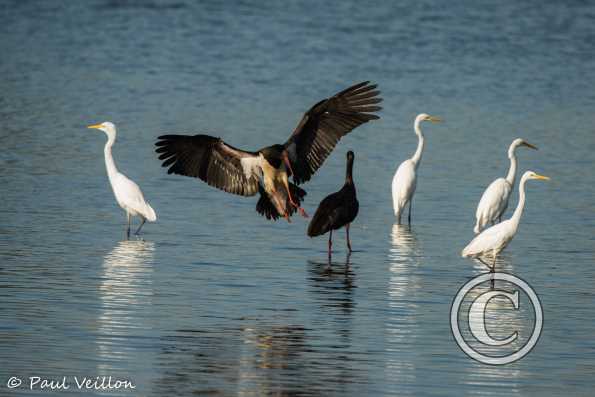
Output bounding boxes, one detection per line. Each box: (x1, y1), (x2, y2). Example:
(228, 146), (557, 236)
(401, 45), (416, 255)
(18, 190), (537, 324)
(391, 113), (442, 224)
(155, 82), (381, 222)
(307, 151), (359, 259)
(474, 138), (537, 233)
(462, 171), (549, 273)
(88, 122), (157, 237)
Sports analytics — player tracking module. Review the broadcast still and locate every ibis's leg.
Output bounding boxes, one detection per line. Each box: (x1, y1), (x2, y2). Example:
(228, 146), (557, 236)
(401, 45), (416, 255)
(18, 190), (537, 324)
(346, 223), (353, 252)
(328, 229), (333, 260)
(408, 200), (412, 225)
(135, 217), (146, 235)
(126, 213), (131, 239)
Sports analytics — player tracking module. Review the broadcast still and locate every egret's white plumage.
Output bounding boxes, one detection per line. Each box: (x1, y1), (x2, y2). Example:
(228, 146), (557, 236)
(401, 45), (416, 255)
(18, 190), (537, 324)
(88, 122), (157, 237)
(473, 138), (537, 233)
(391, 113), (442, 224)
(462, 171), (549, 271)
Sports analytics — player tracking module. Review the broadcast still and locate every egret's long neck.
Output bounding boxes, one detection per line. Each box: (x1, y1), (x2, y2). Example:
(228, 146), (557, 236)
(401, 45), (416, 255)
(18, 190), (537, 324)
(505, 145), (517, 186)
(104, 135), (119, 179)
(411, 119), (424, 168)
(510, 177), (527, 226)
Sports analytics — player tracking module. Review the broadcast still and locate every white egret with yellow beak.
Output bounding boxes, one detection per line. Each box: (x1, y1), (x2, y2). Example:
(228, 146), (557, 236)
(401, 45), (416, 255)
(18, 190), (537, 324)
(391, 113), (442, 224)
(88, 122), (157, 237)
(462, 171), (550, 272)
(474, 138), (538, 233)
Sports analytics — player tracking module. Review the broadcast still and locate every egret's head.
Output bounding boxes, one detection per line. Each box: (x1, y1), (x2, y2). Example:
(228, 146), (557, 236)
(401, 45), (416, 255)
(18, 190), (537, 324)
(87, 121), (116, 138)
(512, 138), (538, 151)
(415, 113), (442, 125)
(524, 171), (550, 182)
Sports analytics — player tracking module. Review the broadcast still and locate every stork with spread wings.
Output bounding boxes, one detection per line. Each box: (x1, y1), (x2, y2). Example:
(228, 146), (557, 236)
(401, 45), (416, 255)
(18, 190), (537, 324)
(155, 81), (382, 222)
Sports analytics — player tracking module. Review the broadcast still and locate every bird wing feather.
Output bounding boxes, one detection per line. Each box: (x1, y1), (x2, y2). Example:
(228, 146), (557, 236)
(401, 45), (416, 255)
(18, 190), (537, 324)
(462, 221), (514, 257)
(392, 160), (417, 214)
(285, 81), (382, 184)
(476, 178), (511, 223)
(113, 174), (156, 220)
(155, 134), (261, 197)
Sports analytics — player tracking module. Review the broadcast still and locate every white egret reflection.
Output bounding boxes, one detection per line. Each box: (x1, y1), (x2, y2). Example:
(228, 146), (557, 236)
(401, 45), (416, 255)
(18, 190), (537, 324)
(97, 240), (155, 373)
(385, 224), (423, 386)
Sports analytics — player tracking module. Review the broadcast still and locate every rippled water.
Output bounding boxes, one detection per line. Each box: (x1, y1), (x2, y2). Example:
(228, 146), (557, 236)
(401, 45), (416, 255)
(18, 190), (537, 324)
(1, 1), (595, 395)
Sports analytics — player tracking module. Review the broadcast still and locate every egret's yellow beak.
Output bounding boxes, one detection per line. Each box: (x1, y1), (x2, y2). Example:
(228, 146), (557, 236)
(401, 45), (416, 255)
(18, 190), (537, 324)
(87, 123), (103, 129)
(522, 141), (538, 150)
(534, 174), (550, 181)
(427, 115), (442, 123)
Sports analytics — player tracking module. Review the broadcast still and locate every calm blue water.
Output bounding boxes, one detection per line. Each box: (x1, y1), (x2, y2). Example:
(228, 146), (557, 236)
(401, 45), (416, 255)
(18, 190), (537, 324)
(1, 1), (595, 395)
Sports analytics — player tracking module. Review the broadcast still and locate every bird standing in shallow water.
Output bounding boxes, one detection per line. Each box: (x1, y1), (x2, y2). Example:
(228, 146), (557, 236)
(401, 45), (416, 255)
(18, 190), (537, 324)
(391, 113), (442, 224)
(155, 82), (381, 222)
(307, 151), (359, 260)
(88, 122), (157, 238)
(473, 138), (538, 234)
(462, 171), (550, 275)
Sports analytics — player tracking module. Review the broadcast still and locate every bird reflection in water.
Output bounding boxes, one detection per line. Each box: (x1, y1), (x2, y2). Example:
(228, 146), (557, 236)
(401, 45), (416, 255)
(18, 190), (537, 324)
(385, 224), (422, 386)
(97, 240), (155, 373)
(307, 252), (356, 315)
(237, 323), (360, 395)
(469, 254), (514, 289)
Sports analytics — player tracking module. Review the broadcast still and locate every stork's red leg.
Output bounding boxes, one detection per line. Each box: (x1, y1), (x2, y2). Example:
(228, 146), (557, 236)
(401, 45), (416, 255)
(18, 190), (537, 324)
(281, 151), (308, 218)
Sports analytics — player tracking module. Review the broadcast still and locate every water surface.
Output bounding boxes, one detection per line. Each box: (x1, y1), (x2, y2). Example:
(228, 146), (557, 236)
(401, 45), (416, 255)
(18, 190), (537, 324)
(1, 1), (595, 395)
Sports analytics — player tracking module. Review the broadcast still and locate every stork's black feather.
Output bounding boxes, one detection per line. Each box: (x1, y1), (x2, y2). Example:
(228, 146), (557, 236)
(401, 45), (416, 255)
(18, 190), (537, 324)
(285, 81), (382, 184)
(256, 184), (306, 221)
(155, 134), (261, 196)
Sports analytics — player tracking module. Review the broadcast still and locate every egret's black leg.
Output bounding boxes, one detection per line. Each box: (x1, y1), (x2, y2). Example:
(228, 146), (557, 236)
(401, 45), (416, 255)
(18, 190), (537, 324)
(126, 213), (131, 239)
(408, 200), (412, 225)
(328, 229), (333, 261)
(135, 217), (146, 235)
(490, 255), (497, 289)
(346, 224), (353, 252)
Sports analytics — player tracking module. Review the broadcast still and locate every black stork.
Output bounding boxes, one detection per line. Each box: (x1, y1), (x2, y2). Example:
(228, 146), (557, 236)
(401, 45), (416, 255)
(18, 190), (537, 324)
(307, 151), (359, 258)
(155, 82), (381, 222)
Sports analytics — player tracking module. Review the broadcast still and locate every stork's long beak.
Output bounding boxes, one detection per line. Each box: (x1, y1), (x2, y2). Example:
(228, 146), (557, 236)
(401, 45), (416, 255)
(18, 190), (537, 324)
(522, 141), (538, 150)
(533, 174), (550, 181)
(428, 115), (443, 123)
(87, 124), (102, 129)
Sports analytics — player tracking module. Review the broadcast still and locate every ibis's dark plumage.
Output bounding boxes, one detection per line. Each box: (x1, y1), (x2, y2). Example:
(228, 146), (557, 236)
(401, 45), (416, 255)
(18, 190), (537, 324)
(155, 82), (381, 222)
(308, 151), (359, 257)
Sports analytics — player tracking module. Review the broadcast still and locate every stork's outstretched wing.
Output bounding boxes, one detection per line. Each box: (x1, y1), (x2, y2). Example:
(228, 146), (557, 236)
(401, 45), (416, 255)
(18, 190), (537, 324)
(155, 135), (261, 196)
(285, 81), (382, 184)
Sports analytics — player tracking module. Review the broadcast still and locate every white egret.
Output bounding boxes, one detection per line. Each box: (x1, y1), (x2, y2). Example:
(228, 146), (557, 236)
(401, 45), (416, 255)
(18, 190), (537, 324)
(462, 171), (550, 272)
(473, 138), (537, 234)
(391, 113), (442, 224)
(88, 122), (157, 237)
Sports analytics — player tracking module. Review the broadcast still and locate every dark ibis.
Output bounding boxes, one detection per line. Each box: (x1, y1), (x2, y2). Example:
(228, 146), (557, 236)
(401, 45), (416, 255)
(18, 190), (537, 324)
(307, 151), (359, 258)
